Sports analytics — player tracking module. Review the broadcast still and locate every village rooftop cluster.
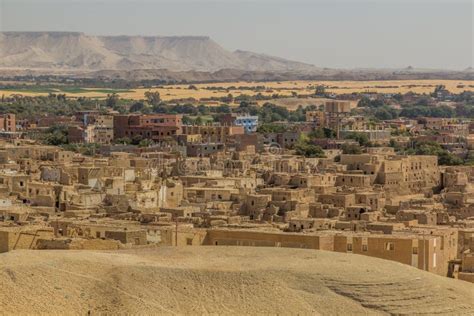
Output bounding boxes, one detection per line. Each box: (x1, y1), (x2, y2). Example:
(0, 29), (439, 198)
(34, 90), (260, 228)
(1, 87), (474, 284)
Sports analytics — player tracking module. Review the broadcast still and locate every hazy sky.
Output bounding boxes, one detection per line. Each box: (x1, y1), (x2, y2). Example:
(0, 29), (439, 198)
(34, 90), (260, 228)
(1, 0), (473, 70)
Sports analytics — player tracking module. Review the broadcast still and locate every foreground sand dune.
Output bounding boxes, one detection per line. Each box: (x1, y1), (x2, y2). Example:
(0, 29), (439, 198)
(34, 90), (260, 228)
(1, 247), (473, 315)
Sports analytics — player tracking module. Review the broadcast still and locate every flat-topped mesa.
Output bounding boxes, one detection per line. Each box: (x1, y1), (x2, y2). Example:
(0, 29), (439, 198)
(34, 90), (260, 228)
(0, 32), (316, 72)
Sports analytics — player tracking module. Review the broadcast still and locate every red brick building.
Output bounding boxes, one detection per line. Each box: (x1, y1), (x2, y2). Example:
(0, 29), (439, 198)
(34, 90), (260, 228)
(0, 114), (16, 132)
(114, 114), (182, 142)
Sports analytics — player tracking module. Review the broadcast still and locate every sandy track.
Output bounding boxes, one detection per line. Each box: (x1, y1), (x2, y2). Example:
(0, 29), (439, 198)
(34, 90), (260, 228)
(1, 247), (473, 315)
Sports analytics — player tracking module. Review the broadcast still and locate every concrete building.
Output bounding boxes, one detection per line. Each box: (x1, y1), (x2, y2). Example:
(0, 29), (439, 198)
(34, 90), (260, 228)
(114, 114), (182, 142)
(0, 113), (16, 132)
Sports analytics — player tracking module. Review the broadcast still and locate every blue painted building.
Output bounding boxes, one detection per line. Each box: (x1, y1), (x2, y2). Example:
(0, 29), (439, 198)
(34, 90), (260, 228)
(234, 115), (259, 133)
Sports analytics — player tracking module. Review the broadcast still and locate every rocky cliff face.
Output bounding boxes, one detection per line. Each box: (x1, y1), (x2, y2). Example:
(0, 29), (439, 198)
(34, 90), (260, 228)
(0, 32), (316, 72)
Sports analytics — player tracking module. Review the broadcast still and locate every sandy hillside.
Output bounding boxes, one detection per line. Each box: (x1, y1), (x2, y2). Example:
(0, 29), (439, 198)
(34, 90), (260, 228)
(0, 247), (473, 315)
(0, 32), (314, 73)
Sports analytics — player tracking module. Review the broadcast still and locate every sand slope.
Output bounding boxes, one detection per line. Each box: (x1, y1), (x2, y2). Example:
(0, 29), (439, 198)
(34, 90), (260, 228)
(0, 247), (473, 315)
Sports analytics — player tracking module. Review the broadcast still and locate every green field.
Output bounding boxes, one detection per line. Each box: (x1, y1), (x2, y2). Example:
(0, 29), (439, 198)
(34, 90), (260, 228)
(1, 86), (133, 94)
(1, 86), (58, 93)
(59, 87), (134, 94)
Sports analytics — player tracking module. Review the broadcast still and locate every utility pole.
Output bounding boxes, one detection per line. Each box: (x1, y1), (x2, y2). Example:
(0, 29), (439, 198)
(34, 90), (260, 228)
(423, 233), (427, 271)
(175, 216), (178, 247)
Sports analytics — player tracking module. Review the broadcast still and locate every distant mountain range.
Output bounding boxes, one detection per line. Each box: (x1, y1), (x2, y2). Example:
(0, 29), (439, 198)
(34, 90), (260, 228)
(0, 32), (317, 72)
(0, 32), (472, 81)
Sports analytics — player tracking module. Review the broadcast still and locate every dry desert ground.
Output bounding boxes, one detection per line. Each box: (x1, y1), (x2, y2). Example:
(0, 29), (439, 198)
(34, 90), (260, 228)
(1, 246), (473, 315)
(1, 79), (473, 101)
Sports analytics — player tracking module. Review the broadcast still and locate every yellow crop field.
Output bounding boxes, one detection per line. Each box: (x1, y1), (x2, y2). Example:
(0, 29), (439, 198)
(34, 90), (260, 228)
(1, 79), (473, 101)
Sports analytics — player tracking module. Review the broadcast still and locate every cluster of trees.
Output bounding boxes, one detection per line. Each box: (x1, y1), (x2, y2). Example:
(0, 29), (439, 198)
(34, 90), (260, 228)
(0, 94), (98, 118)
(308, 127), (336, 139)
(113, 136), (153, 147)
(357, 97), (386, 108)
(1, 91), (310, 124)
(340, 133), (463, 165)
(401, 141), (463, 166)
(0, 76), (173, 89)
(175, 102), (310, 124)
(182, 116), (204, 125)
(153, 103), (230, 116)
(314, 85), (327, 96)
(452, 91), (474, 103)
(43, 123), (156, 153)
(360, 102), (459, 120)
(294, 134), (326, 158)
(343, 132), (370, 146)
(44, 125), (69, 146)
(454, 104), (474, 118)
(358, 92), (474, 121)
(371, 106), (399, 120)
(41, 125), (104, 155)
(128, 91), (164, 114)
(341, 143), (363, 155)
(257, 123), (287, 133)
(358, 97), (396, 120)
(292, 129), (375, 157)
(399, 105), (455, 118)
